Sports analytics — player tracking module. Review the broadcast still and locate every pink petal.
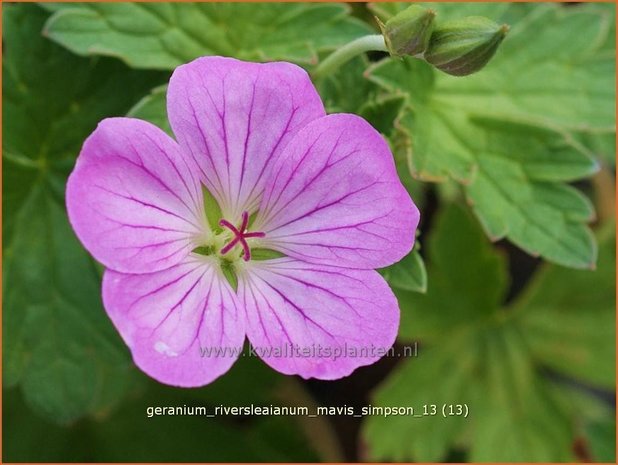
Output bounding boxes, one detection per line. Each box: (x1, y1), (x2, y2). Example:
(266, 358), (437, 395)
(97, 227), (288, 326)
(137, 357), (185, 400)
(167, 56), (325, 219)
(255, 114), (419, 269)
(103, 256), (244, 387)
(239, 258), (399, 379)
(67, 118), (205, 274)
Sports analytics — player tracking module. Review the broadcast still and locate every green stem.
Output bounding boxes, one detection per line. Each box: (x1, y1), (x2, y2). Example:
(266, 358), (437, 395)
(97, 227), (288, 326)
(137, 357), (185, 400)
(312, 34), (387, 80)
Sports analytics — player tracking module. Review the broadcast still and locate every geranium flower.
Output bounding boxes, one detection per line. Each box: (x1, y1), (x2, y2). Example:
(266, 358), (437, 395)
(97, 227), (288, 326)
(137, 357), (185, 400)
(66, 57), (419, 387)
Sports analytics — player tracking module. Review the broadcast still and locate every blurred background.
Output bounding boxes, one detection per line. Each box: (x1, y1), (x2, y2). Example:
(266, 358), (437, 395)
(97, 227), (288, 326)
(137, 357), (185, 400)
(3, 2), (615, 462)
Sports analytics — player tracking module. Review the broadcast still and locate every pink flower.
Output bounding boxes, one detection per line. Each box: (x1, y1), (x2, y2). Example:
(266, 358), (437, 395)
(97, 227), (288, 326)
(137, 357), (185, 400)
(66, 57), (419, 387)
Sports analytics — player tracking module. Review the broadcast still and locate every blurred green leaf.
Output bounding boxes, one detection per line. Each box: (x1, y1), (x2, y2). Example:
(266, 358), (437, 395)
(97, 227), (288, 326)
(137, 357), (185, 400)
(3, 187), (136, 423)
(89, 383), (318, 462)
(363, 329), (479, 461)
(585, 417), (616, 462)
(3, 4), (163, 423)
(4, 4), (164, 242)
(398, 205), (507, 340)
(516, 222), (616, 388)
(468, 325), (573, 462)
(364, 204), (615, 462)
(42, 3), (371, 70)
(538, 381), (615, 462)
(179, 345), (284, 406)
(367, 3), (614, 268)
(3, 388), (93, 461)
(4, 381), (319, 462)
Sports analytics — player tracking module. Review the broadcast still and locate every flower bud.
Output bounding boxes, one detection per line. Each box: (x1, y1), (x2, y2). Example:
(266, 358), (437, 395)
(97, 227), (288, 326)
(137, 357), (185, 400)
(424, 16), (509, 76)
(377, 5), (436, 57)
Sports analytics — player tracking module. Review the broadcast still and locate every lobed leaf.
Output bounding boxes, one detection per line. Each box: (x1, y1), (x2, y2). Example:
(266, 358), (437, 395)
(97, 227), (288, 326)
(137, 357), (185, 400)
(364, 203), (615, 461)
(367, 3), (614, 268)
(42, 2), (372, 70)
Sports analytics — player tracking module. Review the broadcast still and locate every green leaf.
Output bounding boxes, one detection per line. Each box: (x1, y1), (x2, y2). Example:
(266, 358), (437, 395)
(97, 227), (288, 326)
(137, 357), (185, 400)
(3, 4), (163, 423)
(569, 3), (617, 164)
(364, 203), (615, 461)
(381, 250), (427, 294)
(575, 129), (616, 166)
(369, 2), (524, 24)
(397, 204), (507, 341)
(516, 222), (616, 388)
(316, 55), (379, 114)
(126, 84), (171, 135)
(358, 93), (407, 136)
(367, 3), (614, 268)
(432, 4), (613, 130)
(464, 117), (598, 269)
(43, 3), (372, 70)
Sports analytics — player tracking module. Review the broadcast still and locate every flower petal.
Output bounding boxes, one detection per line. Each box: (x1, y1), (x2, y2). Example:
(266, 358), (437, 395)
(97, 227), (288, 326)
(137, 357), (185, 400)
(167, 56), (325, 219)
(103, 256), (245, 387)
(67, 118), (205, 274)
(239, 258), (399, 379)
(255, 114), (419, 269)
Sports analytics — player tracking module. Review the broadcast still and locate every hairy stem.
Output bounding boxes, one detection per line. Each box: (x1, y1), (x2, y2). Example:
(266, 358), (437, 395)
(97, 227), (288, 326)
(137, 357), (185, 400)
(312, 34), (387, 80)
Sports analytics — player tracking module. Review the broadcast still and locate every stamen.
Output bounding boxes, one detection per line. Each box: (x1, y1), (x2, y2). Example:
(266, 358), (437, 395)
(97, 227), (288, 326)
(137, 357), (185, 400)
(218, 211), (265, 261)
(244, 231), (266, 239)
(239, 236), (251, 261)
(220, 236), (241, 255)
(239, 211), (249, 233)
(219, 219), (239, 235)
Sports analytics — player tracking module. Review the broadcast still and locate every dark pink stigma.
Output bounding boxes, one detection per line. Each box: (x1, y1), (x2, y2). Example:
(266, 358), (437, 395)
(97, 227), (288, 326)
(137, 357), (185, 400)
(219, 211), (265, 261)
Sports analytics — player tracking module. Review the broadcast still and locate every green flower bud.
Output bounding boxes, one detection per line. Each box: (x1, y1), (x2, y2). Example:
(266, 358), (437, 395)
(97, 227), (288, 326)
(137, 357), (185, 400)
(377, 5), (436, 57)
(425, 16), (509, 76)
